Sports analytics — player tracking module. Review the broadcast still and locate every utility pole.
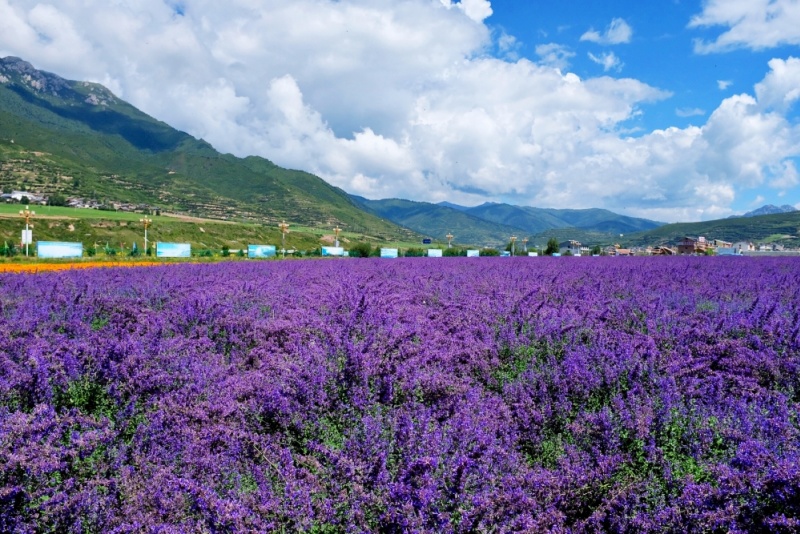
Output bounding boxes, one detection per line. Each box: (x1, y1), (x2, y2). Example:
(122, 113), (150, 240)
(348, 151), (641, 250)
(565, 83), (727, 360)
(140, 216), (152, 255)
(279, 221), (289, 258)
(334, 226), (342, 248)
(19, 205), (35, 257)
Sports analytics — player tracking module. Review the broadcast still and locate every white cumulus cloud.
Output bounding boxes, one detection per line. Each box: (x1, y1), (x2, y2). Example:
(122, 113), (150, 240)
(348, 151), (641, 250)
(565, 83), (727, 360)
(0, 1), (800, 222)
(588, 51), (623, 72)
(580, 18), (633, 45)
(690, 0), (800, 53)
(535, 43), (575, 70)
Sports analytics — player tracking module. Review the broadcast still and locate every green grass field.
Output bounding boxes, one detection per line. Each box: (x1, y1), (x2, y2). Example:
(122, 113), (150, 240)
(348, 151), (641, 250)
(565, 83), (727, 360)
(0, 204), (441, 257)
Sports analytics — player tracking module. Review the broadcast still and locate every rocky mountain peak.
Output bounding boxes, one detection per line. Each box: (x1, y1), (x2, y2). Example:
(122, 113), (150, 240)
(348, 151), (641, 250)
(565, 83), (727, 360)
(0, 56), (116, 106)
(0, 56), (71, 96)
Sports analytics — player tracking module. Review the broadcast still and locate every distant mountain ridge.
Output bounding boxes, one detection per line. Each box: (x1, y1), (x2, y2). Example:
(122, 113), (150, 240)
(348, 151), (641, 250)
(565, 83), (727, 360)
(730, 204), (798, 218)
(353, 197), (663, 245)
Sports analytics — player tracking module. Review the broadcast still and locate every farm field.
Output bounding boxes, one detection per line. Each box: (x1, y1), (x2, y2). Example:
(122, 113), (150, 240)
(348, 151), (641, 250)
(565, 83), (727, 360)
(1, 257), (799, 532)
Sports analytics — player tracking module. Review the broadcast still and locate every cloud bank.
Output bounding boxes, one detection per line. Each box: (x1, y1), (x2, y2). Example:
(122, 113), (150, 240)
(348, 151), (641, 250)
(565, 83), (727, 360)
(0, 0), (799, 222)
(690, 0), (800, 53)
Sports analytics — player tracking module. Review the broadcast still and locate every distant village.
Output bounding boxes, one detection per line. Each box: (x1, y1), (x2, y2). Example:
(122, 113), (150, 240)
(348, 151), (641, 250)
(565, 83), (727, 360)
(553, 237), (797, 257)
(1, 191), (158, 216)
(3, 190), (799, 256)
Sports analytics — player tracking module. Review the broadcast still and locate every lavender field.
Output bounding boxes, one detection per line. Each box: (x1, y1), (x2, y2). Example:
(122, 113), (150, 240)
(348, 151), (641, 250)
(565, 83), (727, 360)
(1, 258), (799, 532)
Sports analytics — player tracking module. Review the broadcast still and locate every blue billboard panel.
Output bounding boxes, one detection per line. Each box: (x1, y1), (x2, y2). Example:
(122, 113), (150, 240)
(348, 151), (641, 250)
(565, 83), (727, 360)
(501, 251), (511, 257)
(427, 249), (443, 257)
(466, 249), (480, 257)
(248, 245), (277, 258)
(156, 242), (191, 258)
(321, 246), (345, 257)
(37, 241), (83, 259)
(422, 238), (432, 244)
(380, 248), (399, 258)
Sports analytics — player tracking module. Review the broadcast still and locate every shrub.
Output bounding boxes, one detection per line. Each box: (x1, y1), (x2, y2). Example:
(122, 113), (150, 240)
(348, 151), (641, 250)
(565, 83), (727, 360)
(348, 242), (373, 258)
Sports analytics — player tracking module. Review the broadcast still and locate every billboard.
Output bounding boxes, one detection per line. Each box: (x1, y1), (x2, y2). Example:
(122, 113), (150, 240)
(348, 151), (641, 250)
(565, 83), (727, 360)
(528, 252), (538, 257)
(427, 249), (443, 257)
(37, 241), (83, 259)
(380, 248), (399, 258)
(156, 242), (191, 258)
(500, 251), (511, 257)
(321, 246), (345, 257)
(248, 245), (277, 258)
(466, 249), (480, 257)
(422, 238), (432, 244)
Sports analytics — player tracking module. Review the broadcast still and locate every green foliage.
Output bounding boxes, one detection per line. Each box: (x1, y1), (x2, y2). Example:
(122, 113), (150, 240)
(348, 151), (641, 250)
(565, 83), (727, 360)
(479, 247), (500, 256)
(348, 242), (373, 258)
(47, 192), (67, 206)
(221, 245), (230, 257)
(403, 247), (425, 257)
(55, 377), (116, 420)
(545, 237), (560, 255)
(443, 247), (465, 257)
(1, 240), (17, 257)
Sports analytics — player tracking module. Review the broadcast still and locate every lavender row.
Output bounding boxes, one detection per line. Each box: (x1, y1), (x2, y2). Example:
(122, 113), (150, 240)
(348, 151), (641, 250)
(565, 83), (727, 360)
(1, 257), (799, 532)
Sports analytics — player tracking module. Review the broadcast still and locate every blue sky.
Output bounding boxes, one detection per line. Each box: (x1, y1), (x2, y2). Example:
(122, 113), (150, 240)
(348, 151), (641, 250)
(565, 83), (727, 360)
(491, 1), (796, 134)
(2, 0), (800, 222)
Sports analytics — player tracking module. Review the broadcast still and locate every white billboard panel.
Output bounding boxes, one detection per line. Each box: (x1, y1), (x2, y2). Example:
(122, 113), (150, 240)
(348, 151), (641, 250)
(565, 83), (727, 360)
(156, 242), (191, 258)
(37, 241), (83, 258)
(248, 245), (277, 258)
(321, 246), (345, 257)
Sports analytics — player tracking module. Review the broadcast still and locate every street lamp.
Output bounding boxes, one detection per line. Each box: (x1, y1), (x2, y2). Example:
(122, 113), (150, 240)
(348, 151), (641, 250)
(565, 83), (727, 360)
(446, 232), (454, 248)
(19, 205), (35, 257)
(510, 235), (517, 256)
(140, 216), (152, 255)
(279, 220), (289, 258)
(522, 237), (528, 253)
(334, 226), (342, 248)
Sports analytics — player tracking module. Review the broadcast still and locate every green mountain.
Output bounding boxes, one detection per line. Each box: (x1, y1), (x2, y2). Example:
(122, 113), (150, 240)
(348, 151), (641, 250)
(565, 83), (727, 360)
(464, 203), (663, 235)
(352, 197), (525, 246)
(354, 197), (663, 246)
(0, 56), (416, 241)
(624, 211), (800, 248)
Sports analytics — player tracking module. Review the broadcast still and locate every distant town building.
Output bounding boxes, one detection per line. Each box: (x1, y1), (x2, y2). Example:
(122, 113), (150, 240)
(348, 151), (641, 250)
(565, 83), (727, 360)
(677, 236), (707, 255)
(559, 240), (582, 255)
(652, 246), (677, 255)
(0, 191), (45, 203)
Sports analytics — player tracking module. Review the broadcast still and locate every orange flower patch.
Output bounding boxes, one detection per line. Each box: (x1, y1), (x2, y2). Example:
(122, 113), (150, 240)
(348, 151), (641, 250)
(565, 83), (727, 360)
(0, 261), (162, 273)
